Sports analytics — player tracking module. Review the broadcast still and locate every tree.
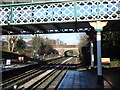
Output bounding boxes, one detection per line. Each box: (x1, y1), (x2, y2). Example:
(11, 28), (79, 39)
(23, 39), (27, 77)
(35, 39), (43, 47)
(78, 33), (91, 68)
(102, 31), (120, 60)
(44, 44), (53, 54)
(5, 35), (18, 52)
(32, 35), (55, 55)
(24, 47), (34, 58)
(78, 34), (89, 55)
(32, 34), (41, 53)
(2, 41), (8, 51)
(56, 39), (64, 45)
(15, 38), (26, 54)
(37, 38), (46, 55)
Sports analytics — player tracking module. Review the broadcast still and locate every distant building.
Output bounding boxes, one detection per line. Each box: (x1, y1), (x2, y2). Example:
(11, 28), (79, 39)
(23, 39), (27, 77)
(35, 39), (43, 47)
(26, 40), (33, 47)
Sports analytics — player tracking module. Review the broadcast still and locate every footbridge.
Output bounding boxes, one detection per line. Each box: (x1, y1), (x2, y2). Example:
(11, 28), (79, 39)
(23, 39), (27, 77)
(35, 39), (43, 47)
(0, 0), (119, 35)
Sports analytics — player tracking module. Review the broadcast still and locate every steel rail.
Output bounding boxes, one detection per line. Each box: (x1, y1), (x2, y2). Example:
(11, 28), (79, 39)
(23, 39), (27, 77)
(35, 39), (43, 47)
(103, 75), (117, 89)
(2, 64), (53, 88)
(44, 58), (74, 89)
(1, 68), (39, 87)
(31, 57), (75, 89)
(3, 69), (48, 89)
(18, 58), (71, 89)
(54, 58), (76, 89)
(2, 57), (66, 89)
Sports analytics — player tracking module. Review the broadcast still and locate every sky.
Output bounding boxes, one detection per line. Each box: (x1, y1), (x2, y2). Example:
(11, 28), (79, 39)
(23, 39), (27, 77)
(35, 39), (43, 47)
(45, 33), (83, 45)
(1, 33), (85, 45)
(21, 33), (85, 45)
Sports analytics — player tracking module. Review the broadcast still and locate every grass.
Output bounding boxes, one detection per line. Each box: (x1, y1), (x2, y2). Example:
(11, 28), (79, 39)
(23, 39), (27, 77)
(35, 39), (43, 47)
(102, 59), (120, 68)
(110, 60), (120, 65)
(76, 68), (87, 71)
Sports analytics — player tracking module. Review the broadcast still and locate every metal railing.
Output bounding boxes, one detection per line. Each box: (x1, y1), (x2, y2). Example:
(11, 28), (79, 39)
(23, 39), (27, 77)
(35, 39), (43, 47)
(0, 0), (119, 25)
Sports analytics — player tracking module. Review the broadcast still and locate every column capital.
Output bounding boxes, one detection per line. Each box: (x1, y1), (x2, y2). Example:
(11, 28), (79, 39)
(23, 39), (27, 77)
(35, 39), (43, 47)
(89, 21), (108, 31)
(96, 29), (102, 32)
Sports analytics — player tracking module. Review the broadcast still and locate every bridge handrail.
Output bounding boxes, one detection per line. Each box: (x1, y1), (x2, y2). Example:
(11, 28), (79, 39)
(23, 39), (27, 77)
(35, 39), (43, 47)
(1, 0), (75, 7)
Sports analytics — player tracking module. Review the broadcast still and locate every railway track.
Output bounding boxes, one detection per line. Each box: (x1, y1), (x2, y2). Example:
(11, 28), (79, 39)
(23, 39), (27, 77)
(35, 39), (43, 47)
(31, 58), (74, 90)
(2, 57), (79, 90)
(1, 62), (56, 89)
(1, 57), (65, 89)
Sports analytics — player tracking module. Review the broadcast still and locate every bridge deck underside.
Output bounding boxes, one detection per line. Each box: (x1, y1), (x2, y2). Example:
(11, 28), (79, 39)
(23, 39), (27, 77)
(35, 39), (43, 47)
(1, 22), (93, 35)
(1, 20), (120, 35)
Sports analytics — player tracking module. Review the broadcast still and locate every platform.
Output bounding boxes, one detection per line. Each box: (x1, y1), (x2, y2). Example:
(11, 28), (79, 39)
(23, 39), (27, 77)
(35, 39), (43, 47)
(58, 70), (102, 89)
(0, 63), (38, 72)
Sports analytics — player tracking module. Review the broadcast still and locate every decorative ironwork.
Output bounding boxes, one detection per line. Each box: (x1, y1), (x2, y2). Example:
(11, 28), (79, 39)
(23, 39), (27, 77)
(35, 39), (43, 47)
(0, 0), (119, 25)
(99, 0), (120, 20)
(77, 1), (98, 21)
(0, 7), (10, 24)
(52, 2), (74, 22)
(13, 6), (32, 24)
(33, 4), (53, 23)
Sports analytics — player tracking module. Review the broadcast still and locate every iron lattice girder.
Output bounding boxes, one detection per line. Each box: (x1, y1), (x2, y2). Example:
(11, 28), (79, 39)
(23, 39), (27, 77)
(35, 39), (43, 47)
(0, 0), (119, 26)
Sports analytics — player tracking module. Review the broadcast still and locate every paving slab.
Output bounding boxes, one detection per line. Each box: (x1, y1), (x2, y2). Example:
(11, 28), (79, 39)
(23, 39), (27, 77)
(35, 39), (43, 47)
(58, 70), (102, 89)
